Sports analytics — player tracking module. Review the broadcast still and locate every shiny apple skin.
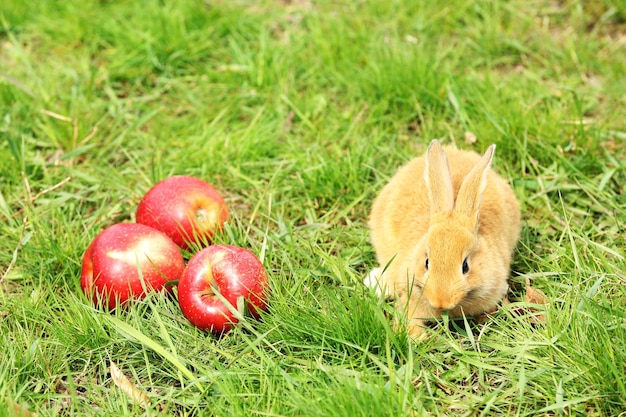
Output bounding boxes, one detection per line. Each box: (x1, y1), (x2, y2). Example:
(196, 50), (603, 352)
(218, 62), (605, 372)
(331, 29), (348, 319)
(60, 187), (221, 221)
(177, 244), (268, 334)
(136, 175), (229, 250)
(80, 223), (185, 310)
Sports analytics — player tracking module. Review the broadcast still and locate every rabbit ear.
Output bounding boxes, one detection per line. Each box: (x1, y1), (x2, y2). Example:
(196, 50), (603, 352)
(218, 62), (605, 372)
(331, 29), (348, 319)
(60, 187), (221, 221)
(455, 144), (495, 224)
(424, 140), (454, 215)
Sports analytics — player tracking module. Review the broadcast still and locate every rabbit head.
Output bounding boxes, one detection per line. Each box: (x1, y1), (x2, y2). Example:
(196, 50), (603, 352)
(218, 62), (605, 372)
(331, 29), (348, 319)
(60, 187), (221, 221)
(417, 140), (498, 313)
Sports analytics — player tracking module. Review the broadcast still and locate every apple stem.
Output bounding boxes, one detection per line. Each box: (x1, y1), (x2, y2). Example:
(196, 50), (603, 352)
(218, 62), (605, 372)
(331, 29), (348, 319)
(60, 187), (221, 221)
(201, 286), (217, 298)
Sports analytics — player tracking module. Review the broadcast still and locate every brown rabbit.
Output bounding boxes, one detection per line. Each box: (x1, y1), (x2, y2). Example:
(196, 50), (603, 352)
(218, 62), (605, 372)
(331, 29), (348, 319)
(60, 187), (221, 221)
(366, 140), (521, 337)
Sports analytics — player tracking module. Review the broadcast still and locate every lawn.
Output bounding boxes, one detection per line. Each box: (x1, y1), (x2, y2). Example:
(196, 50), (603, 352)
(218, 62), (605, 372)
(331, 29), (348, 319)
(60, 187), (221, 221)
(1, 0), (625, 415)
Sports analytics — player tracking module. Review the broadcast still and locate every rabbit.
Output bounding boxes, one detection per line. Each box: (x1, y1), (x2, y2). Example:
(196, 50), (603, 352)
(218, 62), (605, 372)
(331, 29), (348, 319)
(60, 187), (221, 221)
(367, 139), (521, 337)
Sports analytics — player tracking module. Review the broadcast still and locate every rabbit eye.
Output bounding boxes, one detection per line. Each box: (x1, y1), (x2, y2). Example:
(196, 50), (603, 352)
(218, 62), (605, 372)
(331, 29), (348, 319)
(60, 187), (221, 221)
(462, 258), (469, 275)
(424, 258), (429, 271)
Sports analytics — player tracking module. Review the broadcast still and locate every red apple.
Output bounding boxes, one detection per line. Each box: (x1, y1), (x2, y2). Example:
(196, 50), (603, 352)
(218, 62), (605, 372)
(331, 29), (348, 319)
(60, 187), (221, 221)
(177, 244), (269, 334)
(136, 175), (229, 250)
(80, 223), (185, 310)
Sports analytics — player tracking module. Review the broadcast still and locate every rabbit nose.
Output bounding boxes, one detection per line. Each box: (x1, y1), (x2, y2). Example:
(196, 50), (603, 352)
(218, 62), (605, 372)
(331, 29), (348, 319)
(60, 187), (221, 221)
(428, 298), (457, 312)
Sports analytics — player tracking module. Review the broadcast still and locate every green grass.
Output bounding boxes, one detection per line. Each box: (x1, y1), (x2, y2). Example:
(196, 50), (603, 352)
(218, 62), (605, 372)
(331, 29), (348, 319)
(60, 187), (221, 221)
(1, 0), (625, 415)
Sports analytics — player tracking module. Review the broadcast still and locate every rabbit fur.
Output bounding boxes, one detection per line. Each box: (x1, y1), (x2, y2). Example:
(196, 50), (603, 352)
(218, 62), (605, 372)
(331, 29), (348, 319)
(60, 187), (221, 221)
(367, 140), (521, 337)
